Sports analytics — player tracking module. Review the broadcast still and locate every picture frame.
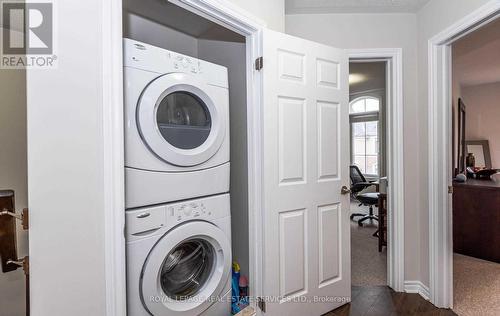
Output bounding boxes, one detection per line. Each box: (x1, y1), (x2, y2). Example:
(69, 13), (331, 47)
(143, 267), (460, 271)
(465, 140), (492, 169)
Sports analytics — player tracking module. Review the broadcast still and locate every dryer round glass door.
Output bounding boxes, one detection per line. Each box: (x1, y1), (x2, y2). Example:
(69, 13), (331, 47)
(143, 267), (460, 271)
(140, 221), (231, 315)
(156, 91), (211, 150)
(137, 73), (226, 167)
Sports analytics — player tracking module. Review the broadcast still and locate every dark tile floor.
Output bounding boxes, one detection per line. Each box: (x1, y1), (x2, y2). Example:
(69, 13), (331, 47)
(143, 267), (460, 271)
(323, 286), (457, 316)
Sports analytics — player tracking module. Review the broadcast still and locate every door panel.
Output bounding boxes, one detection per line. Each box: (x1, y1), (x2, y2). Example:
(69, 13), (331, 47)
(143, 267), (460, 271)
(279, 209), (307, 299)
(278, 97), (306, 184)
(318, 204), (340, 286)
(318, 101), (340, 181)
(262, 29), (350, 316)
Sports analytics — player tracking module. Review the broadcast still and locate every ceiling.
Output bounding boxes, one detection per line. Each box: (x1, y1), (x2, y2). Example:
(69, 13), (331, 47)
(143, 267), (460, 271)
(349, 62), (386, 96)
(453, 18), (500, 88)
(286, 0), (431, 14)
(123, 0), (244, 42)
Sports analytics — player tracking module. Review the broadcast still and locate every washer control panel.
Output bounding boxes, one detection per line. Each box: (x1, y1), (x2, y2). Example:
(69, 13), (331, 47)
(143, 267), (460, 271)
(168, 201), (212, 222)
(126, 193), (230, 239)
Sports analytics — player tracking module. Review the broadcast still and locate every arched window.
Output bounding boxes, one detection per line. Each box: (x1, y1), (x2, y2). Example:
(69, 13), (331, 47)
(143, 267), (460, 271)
(350, 96), (380, 114)
(350, 96), (381, 176)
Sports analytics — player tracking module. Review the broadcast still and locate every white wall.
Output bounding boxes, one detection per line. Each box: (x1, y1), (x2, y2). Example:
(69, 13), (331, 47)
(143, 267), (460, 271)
(229, 0), (285, 32)
(27, 0), (106, 315)
(123, 12), (199, 57)
(0, 45), (28, 316)
(416, 0), (493, 287)
(198, 39), (249, 278)
(462, 82), (500, 168)
(286, 12), (421, 283)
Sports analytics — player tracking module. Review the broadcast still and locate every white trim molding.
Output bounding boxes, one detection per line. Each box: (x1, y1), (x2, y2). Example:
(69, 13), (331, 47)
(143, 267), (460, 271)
(404, 281), (430, 301)
(427, 0), (500, 309)
(103, 0), (265, 315)
(347, 48), (405, 293)
(102, 0), (126, 315)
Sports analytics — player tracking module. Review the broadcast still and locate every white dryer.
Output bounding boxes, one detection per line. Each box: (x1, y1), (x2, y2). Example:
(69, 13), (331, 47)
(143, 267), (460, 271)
(126, 193), (232, 316)
(124, 38), (230, 208)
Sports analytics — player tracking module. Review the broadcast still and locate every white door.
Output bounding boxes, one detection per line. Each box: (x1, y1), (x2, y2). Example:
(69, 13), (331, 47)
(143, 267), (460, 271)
(261, 29), (350, 315)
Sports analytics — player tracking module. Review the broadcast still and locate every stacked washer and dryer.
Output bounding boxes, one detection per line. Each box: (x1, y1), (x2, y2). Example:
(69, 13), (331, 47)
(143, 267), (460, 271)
(124, 38), (232, 316)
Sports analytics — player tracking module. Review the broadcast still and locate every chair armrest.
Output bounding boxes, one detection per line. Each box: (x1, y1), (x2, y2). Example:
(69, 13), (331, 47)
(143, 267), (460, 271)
(351, 182), (375, 192)
(356, 182), (375, 186)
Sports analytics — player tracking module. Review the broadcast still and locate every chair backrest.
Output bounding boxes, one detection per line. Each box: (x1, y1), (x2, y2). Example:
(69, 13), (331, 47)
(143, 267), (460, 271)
(350, 165), (367, 185)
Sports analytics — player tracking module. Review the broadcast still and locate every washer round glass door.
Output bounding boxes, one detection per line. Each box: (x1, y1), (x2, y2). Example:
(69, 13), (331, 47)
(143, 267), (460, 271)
(160, 238), (214, 300)
(140, 221), (231, 315)
(137, 73), (225, 167)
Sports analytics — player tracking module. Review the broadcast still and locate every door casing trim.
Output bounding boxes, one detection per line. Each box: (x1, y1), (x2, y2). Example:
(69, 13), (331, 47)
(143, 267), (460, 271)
(427, 0), (500, 308)
(347, 48), (405, 293)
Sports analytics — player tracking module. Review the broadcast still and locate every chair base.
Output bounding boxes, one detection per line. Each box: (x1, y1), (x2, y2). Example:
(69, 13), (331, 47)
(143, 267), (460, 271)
(350, 205), (378, 227)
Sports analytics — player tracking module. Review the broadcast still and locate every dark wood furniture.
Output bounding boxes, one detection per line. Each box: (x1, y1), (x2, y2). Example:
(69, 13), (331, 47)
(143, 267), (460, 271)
(0, 190), (18, 273)
(0, 190), (30, 316)
(377, 194), (387, 252)
(453, 179), (500, 263)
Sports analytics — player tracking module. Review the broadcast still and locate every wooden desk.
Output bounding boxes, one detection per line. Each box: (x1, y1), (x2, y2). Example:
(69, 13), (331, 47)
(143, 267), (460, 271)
(453, 179), (500, 263)
(377, 193), (387, 252)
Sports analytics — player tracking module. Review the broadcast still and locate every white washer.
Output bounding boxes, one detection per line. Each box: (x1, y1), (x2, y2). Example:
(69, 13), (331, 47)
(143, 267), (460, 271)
(126, 193), (232, 316)
(124, 38), (230, 208)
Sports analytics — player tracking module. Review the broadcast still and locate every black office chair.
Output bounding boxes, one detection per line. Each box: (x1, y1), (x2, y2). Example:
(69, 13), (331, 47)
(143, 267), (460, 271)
(349, 165), (379, 227)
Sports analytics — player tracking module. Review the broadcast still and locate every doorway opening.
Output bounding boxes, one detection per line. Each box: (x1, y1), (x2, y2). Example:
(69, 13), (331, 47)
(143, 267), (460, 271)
(449, 17), (500, 316)
(428, 1), (500, 309)
(348, 61), (388, 287)
(348, 49), (405, 293)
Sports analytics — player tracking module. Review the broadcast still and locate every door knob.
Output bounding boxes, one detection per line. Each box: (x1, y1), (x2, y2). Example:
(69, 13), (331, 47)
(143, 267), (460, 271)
(341, 186), (351, 195)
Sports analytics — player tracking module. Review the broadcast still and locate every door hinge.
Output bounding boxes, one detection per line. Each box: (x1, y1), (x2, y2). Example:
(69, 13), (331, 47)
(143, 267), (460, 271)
(7, 256), (29, 275)
(0, 208), (28, 230)
(448, 186), (453, 194)
(255, 56), (263, 71)
(257, 297), (266, 313)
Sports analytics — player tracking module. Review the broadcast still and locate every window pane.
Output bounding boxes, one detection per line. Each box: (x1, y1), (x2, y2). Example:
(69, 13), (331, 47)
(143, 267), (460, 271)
(350, 120), (379, 176)
(366, 155), (378, 175)
(365, 121), (379, 155)
(353, 137), (366, 155)
(365, 121), (378, 137)
(365, 98), (380, 112)
(352, 122), (366, 137)
(350, 99), (365, 113)
(353, 156), (366, 174)
(352, 122), (366, 155)
(366, 136), (378, 155)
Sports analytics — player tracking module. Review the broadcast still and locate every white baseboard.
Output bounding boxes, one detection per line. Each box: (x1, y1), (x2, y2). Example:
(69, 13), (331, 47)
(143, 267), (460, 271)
(404, 281), (430, 301)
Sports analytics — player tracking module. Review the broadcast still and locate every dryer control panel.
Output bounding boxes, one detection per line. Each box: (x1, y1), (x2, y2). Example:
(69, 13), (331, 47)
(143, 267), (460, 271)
(171, 54), (200, 74)
(126, 193), (230, 238)
(123, 38), (229, 88)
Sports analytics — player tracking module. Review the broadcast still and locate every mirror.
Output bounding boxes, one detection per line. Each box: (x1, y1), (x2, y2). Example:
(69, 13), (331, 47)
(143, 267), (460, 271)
(456, 98), (466, 173)
(466, 140), (492, 169)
